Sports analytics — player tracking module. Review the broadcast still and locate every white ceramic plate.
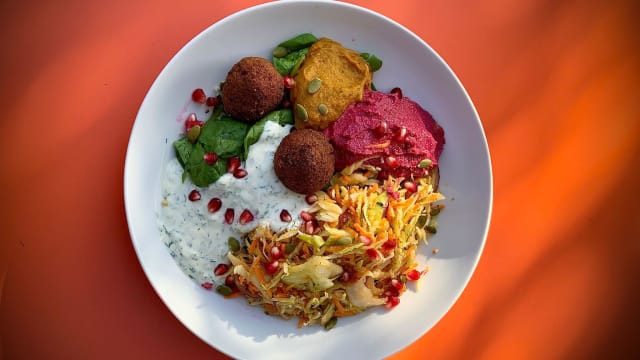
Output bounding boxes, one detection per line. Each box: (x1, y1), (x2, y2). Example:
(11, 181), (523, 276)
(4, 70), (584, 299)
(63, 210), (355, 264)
(124, 1), (492, 359)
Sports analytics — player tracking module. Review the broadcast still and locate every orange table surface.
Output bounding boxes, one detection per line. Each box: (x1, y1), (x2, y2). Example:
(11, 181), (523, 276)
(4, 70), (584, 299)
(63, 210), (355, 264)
(1, 0), (639, 358)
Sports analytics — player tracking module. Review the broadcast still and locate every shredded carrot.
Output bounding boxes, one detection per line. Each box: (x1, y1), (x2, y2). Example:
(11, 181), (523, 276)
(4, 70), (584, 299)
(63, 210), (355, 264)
(333, 186), (342, 203)
(380, 218), (390, 232)
(326, 245), (350, 253)
(344, 227), (358, 238)
(353, 223), (374, 240)
(224, 291), (243, 299)
(264, 303), (278, 315)
(386, 204), (395, 222)
(332, 294), (345, 313)
(300, 245), (311, 258)
(297, 316), (305, 329)
(249, 236), (259, 254)
(251, 258), (266, 285)
(348, 206), (360, 225)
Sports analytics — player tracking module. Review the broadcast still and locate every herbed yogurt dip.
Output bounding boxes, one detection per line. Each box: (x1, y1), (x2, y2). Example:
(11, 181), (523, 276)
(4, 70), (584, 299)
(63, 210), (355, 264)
(159, 121), (308, 285)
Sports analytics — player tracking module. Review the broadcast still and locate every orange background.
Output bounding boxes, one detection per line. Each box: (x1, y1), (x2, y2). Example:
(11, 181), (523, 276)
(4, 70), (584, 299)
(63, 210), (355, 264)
(1, 0), (639, 358)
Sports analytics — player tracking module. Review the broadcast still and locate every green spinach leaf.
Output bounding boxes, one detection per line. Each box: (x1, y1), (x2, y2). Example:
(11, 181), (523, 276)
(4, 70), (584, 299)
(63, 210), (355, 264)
(277, 33), (318, 51)
(360, 53), (383, 72)
(273, 48), (309, 76)
(199, 118), (249, 158)
(173, 137), (193, 167)
(186, 143), (227, 187)
(243, 109), (293, 159)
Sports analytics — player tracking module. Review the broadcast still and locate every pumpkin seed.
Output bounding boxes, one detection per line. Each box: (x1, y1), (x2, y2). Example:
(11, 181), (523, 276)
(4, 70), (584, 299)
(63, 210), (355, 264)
(216, 285), (233, 296)
(417, 214), (428, 228)
(418, 158), (432, 168)
(318, 103), (329, 115)
(296, 103), (308, 121)
(307, 78), (322, 94)
(227, 237), (240, 252)
(324, 317), (338, 330)
(430, 206), (441, 216)
(272, 46), (288, 58)
(187, 125), (201, 143)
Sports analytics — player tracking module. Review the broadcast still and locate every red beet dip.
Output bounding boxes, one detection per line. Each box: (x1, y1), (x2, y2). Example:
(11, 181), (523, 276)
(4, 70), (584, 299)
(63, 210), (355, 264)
(324, 90), (445, 179)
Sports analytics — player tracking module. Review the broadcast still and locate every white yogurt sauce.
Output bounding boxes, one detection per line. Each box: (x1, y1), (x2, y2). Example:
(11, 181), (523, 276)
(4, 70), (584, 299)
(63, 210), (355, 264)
(159, 121), (308, 284)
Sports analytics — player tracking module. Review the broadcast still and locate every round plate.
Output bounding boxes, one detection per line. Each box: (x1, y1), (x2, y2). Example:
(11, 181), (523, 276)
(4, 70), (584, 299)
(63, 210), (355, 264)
(124, 1), (492, 359)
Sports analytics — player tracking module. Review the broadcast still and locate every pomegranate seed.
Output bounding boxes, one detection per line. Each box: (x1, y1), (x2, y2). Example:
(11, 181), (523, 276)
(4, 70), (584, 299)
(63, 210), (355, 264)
(406, 269), (421, 281)
(224, 208), (235, 224)
(382, 239), (396, 250)
(385, 156), (399, 169)
(385, 181), (400, 200)
(338, 214), (348, 227)
(385, 287), (400, 297)
(233, 168), (248, 179)
(283, 75), (295, 89)
(265, 260), (280, 275)
(281, 98), (292, 109)
(390, 87), (403, 98)
(207, 198), (222, 213)
(385, 296), (400, 309)
(403, 181), (417, 194)
(304, 220), (316, 234)
(280, 209), (292, 222)
(373, 121), (388, 136)
(205, 96), (219, 107)
(270, 246), (281, 260)
(394, 126), (407, 142)
(203, 152), (218, 165)
(224, 274), (236, 288)
(214, 263), (229, 276)
(184, 113), (203, 131)
(366, 248), (379, 259)
(201, 282), (213, 290)
(300, 211), (314, 222)
(188, 189), (201, 201)
(238, 209), (254, 225)
(358, 234), (372, 246)
(191, 88), (207, 104)
(227, 156), (241, 174)
(340, 272), (351, 283)
(391, 278), (403, 291)
(305, 193), (318, 205)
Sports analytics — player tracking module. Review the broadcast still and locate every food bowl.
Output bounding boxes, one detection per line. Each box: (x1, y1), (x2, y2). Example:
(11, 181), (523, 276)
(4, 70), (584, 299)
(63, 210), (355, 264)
(124, 1), (492, 359)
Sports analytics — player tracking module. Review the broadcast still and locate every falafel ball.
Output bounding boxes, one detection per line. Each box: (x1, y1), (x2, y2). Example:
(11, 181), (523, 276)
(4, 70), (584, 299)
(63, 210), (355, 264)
(274, 129), (335, 195)
(221, 57), (284, 123)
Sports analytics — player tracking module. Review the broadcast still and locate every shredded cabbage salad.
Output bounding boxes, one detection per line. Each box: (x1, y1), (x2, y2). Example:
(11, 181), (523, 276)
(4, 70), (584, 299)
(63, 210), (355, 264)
(222, 162), (444, 329)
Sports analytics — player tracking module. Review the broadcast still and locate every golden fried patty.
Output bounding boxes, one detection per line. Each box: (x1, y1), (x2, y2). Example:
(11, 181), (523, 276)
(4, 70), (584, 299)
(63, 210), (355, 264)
(273, 129), (335, 194)
(222, 57), (284, 123)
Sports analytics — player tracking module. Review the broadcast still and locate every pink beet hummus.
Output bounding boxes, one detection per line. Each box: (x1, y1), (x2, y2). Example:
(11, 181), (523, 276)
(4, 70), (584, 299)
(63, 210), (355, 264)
(324, 90), (445, 179)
